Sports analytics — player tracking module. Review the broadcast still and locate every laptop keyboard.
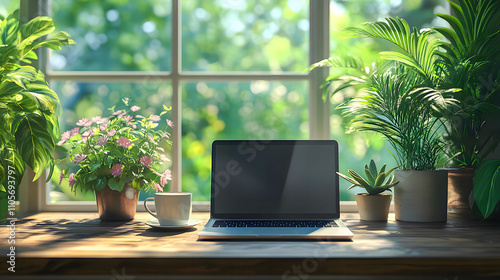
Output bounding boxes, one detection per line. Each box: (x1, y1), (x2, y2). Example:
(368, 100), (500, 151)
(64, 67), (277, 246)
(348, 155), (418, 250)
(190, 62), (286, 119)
(213, 220), (338, 228)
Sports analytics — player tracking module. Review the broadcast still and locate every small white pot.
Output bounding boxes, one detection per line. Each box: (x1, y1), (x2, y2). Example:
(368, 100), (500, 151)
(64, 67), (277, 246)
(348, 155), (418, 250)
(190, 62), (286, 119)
(394, 170), (448, 222)
(355, 193), (392, 222)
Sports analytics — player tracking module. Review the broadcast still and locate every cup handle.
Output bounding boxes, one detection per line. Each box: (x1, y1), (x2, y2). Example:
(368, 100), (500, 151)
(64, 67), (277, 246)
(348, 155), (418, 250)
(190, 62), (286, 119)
(144, 197), (157, 218)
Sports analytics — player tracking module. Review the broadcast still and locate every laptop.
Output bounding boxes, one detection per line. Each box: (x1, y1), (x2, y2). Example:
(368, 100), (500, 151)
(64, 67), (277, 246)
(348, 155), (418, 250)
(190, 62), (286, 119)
(197, 140), (353, 240)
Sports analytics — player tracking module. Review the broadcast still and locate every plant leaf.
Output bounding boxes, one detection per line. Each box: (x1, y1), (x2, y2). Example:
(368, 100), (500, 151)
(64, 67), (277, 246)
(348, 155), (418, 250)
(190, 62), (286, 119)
(347, 184), (359, 191)
(368, 187), (388, 195)
(384, 166), (399, 178)
(26, 31), (75, 53)
(381, 180), (400, 189)
(364, 167), (375, 186)
(473, 159), (500, 220)
(374, 172), (387, 187)
(132, 178), (146, 191)
(17, 70), (60, 113)
(4, 65), (37, 89)
(95, 178), (107, 192)
(13, 112), (55, 181)
(19, 16), (54, 41)
(369, 159), (378, 179)
(348, 169), (371, 189)
(345, 17), (440, 84)
(378, 163), (387, 175)
(108, 177), (125, 192)
(337, 171), (360, 185)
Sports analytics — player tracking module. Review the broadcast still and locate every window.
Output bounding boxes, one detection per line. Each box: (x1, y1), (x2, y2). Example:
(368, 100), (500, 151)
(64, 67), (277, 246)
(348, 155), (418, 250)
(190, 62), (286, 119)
(0, 1), (18, 15)
(18, 0), (447, 212)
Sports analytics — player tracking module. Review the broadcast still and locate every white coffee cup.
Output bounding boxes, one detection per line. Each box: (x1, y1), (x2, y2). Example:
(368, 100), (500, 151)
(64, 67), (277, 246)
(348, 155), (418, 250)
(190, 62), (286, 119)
(144, 193), (192, 226)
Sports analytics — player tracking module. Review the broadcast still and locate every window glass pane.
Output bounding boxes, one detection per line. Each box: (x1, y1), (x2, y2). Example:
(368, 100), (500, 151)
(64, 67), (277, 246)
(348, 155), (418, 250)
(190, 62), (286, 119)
(0, 1), (19, 17)
(330, 0), (448, 62)
(328, 0), (448, 200)
(182, 81), (308, 201)
(50, 0), (172, 71)
(182, 0), (309, 71)
(49, 82), (172, 203)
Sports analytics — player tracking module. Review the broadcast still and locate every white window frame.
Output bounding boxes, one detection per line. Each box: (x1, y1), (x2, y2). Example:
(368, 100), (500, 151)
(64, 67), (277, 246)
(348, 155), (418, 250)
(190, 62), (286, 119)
(19, 0), (359, 213)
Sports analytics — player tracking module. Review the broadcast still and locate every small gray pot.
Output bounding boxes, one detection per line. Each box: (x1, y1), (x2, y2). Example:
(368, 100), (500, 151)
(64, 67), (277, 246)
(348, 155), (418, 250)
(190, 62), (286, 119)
(355, 193), (392, 222)
(394, 170), (448, 222)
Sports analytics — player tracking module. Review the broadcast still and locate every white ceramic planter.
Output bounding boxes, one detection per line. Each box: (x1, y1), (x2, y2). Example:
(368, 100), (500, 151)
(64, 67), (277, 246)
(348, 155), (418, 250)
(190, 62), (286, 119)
(355, 193), (392, 222)
(394, 170), (448, 222)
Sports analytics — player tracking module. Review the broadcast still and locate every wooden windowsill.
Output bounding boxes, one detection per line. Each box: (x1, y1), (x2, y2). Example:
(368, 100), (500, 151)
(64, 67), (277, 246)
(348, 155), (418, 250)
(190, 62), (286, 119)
(1, 212), (500, 278)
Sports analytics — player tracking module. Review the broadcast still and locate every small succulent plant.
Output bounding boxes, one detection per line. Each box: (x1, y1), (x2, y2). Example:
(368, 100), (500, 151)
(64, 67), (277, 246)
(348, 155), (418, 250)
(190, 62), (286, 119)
(337, 159), (399, 195)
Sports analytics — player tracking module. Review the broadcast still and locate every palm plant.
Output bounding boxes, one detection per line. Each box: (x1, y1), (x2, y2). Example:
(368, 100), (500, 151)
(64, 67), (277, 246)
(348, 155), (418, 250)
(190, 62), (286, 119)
(433, 0), (500, 168)
(311, 17), (457, 170)
(0, 10), (74, 217)
(344, 17), (441, 87)
(343, 65), (455, 170)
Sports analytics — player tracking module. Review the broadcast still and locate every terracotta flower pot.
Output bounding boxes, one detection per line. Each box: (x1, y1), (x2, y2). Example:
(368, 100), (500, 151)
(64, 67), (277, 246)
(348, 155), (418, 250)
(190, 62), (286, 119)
(446, 168), (478, 219)
(394, 170), (448, 222)
(355, 193), (392, 222)
(95, 184), (139, 221)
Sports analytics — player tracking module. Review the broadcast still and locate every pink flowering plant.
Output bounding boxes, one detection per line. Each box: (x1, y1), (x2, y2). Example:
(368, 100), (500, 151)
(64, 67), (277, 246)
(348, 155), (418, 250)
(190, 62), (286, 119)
(58, 98), (173, 193)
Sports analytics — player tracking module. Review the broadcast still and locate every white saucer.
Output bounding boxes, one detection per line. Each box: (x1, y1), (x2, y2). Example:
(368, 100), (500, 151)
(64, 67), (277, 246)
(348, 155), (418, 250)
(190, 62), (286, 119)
(146, 219), (199, 229)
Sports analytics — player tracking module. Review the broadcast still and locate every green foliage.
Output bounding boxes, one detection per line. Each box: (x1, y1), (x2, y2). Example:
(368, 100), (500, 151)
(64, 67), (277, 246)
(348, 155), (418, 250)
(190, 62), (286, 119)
(433, 0), (500, 168)
(315, 1), (500, 170)
(345, 17), (441, 85)
(473, 159), (500, 220)
(435, 0), (500, 65)
(0, 10), (74, 218)
(312, 16), (458, 170)
(309, 55), (370, 100)
(337, 159), (399, 195)
(342, 66), (456, 170)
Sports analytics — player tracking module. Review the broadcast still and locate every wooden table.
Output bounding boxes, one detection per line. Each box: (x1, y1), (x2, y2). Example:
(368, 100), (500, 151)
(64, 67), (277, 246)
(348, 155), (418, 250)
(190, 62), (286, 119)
(1, 212), (500, 279)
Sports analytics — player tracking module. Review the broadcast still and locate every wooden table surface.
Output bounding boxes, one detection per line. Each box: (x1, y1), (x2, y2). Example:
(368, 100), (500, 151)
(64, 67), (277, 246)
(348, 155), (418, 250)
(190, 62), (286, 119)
(1, 212), (500, 278)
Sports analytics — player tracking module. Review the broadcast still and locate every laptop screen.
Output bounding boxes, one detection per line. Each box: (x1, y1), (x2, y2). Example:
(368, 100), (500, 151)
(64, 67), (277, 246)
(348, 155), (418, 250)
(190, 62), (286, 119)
(211, 140), (339, 219)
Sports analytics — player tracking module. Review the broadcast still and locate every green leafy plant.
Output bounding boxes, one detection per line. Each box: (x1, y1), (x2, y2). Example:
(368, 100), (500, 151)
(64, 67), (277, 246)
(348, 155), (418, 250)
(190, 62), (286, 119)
(347, 67), (457, 170)
(311, 17), (458, 170)
(344, 17), (441, 87)
(433, 0), (500, 168)
(0, 10), (74, 218)
(58, 99), (174, 194)
(323, 1), (500, 169)
(473, 159), (500, 220)
(337, 159), (399, 195)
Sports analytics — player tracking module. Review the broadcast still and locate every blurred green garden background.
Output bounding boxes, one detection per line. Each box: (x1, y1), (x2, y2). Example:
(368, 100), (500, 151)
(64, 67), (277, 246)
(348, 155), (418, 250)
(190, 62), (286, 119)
(1, 0), (447, 202)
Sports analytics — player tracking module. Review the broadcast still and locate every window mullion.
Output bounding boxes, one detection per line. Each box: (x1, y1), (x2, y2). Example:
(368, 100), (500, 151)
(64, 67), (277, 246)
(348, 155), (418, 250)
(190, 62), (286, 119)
(46, 71), (308, 81)
(308, 0), (330, 140)
(17, 0), (45, 214)
(171, 0), (182, 192)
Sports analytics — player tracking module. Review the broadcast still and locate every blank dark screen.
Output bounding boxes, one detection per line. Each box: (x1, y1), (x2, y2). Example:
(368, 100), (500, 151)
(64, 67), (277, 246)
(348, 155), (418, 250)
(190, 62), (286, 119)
(211, 141), (339, 219)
